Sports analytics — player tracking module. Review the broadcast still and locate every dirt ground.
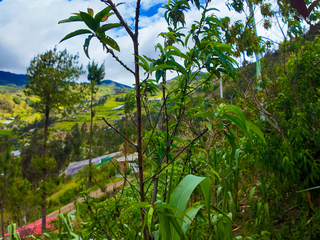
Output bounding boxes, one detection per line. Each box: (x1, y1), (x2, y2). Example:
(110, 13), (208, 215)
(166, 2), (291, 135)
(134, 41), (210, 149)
(47, 178), (134, 218)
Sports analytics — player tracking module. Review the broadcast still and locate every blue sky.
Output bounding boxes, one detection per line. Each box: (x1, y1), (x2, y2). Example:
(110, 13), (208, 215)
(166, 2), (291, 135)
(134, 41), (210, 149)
(0, 0), (283, 86)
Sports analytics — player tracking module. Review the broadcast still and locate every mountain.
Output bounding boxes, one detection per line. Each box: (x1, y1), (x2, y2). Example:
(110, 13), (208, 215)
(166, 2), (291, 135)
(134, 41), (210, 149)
(0, 70), (132, 91)
(101, 79), (132, 89)
(0, 70), (29, 86)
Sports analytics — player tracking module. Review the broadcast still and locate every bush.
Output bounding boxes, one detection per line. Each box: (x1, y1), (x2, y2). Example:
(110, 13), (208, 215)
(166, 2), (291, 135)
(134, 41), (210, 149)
(25, 97), (34, 107)
(13, 97), (21, 104)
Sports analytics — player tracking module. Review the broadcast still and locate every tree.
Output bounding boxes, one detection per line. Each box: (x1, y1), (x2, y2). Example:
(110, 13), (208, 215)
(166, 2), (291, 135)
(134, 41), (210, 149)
(24, 48), (84, 231)
(0, 141), (20, 237)
(87, 61), (105, 188)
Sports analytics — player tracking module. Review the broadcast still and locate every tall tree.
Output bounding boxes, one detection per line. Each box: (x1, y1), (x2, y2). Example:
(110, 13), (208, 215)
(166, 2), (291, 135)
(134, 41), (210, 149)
(87, 61), (105, 188)
(24, 48), (84, 231)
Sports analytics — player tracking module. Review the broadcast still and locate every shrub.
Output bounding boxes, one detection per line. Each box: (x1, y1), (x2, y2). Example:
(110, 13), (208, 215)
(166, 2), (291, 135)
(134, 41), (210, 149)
(13, 97), (21, 104)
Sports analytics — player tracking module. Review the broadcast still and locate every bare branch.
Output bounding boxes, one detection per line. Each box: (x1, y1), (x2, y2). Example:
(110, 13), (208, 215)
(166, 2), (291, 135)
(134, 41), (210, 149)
(102, 117), (137, 149)
(144, 128), (208, 184)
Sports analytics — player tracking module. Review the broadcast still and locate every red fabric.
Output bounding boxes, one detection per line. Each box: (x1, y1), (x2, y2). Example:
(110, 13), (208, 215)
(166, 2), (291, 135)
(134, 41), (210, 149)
(4, 217), (57, 236)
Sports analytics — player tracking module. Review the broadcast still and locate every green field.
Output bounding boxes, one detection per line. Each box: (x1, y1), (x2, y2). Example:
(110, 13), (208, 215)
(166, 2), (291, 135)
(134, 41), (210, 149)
(0, 80), (158, 135)
(0, 129), (12, 135)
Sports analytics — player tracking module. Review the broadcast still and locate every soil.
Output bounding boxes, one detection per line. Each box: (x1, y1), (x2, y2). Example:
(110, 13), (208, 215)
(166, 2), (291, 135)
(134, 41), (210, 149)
(47, 178), (134, 218)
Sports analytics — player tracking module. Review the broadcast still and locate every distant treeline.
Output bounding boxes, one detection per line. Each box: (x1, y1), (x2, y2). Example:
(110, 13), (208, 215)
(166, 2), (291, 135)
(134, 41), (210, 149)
(14, 116), (59, 134)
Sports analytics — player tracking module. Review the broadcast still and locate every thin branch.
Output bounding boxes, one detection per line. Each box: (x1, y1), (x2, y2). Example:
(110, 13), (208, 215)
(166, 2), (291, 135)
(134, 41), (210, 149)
(144, 128), (208, 184)
(97, 36), (135, 75)
(102, 117), (137, 149)
(142, 99), (154, 129)
(129, 114), (137, 127)
(108, 159), (141, 196)
(142, 95), (169, 155)
(101, 0), (134, 39)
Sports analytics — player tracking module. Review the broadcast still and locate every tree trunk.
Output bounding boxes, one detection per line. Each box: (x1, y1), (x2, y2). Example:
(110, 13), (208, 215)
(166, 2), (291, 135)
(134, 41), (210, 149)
(42, 107), (49, 232)
(41, 168), (47, 233)
(125, 115), (128, 175)
(1, 188), (4, 238)
(132, 1), (147, 238)
(88, 89), (93, 189)
(44, 108), (49, 157)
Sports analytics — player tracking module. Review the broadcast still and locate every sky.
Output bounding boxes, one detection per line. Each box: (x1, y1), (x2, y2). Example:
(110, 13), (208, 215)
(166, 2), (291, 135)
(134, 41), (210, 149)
(0, 0), (285, 86)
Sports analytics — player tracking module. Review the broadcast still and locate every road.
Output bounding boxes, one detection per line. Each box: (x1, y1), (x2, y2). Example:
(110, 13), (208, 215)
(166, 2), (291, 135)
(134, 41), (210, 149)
(47, 178), (134, 218)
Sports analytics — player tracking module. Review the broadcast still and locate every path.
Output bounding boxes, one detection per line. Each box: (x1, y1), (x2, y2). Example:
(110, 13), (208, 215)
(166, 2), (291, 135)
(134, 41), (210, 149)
(47, 178), (134, 218)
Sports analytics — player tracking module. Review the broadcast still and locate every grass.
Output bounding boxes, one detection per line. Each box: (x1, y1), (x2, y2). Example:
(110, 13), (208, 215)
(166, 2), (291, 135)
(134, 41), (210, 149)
(0, 129), (12, 135)
(53, 121), (78, 131)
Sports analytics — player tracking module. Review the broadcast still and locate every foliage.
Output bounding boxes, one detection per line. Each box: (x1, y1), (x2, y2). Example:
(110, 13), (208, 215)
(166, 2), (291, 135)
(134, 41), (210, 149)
(4, 0), (320, 239)
(25, 48), (85, 115)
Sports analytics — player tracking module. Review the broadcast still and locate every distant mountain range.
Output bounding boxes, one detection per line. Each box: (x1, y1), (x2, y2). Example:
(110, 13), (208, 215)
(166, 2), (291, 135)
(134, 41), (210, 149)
(0, 71), (29, 86)
(0, 70), (132, 89)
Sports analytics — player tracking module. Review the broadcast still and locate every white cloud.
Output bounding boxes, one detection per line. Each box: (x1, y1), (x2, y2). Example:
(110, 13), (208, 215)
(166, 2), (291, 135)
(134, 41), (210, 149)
(0, 0), (287, 86)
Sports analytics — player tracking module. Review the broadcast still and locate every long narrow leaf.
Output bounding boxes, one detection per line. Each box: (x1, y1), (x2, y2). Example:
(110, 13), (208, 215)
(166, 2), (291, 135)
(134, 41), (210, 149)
(148, 207), (154, 235)
(94, 6), (112, 22)
(83, 34), (94, 59)
(58, 15), (82, 24)
(224, 105), (246, 125)
(181, 204), (203, 233)
(79, 11), (99, 31)
(245, 120), (266, 143)
(120, 202), (151, 218)
(100, 35), (120, 51)
(97, 23), (123, 32)
(59, 29), (92, 43)
(223, 114), (248, 135)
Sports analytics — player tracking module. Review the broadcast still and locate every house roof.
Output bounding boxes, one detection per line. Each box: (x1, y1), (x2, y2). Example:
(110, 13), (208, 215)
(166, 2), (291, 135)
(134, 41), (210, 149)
(112, 105), (124, 110)
(116, 153), (138, 163)
(65, 151), (121, 175)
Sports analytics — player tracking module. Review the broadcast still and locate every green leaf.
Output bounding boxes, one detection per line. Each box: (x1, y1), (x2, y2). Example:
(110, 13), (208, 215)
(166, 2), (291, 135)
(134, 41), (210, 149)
(79, 11), (99, 31)
(210, 204), (233, 222)
(224, 105), (246, 124)
(168, 213), (188, 240)
(97, 23), (123, 32)
(165, 175), (211, 240)
(43, 233), (53, 240)
(58, 15), (82, 24)
(170, 175), (209, 218)
(166, 59), (188, 77)
(59, 29), (92, 43)
(152, 64), (175, 72)
(208, 169), (221, 182)
(181, 204), (203, 233)
(95, 6), (112, 22)
(83, 34), (94, 59)
(223, 114), (248, 136)
(100, 35), (120, 52)
(224, 128), (237, 161)
(249, 186), (256, 207)
(148, 207), (154, 235)
(120, 202), (151, 218)
(135, 54), (150, 72)
(155, 202), (192, 220)
(156, 70), (164, 81)
(245, 120), (266, 143)
(297, 185), (320, 192)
